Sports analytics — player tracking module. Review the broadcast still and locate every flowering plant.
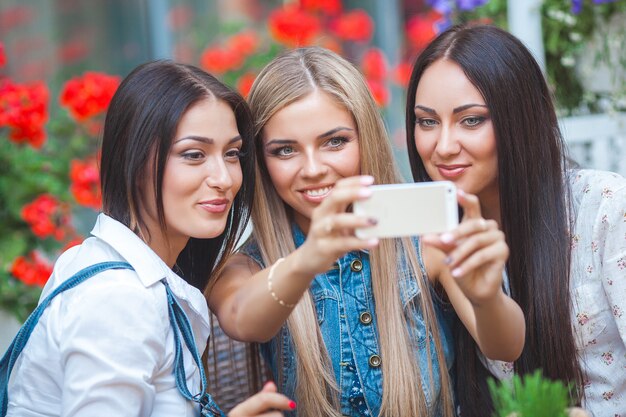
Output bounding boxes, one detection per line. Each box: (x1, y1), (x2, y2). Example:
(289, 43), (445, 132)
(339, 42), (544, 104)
(543, 0), (626, 114)
(0, 54), (119, 321)
(419, 0), (626, 114)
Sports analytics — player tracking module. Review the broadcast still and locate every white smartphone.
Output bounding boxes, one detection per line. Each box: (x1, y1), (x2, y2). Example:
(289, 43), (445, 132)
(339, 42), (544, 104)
(353, 181), (459, 239)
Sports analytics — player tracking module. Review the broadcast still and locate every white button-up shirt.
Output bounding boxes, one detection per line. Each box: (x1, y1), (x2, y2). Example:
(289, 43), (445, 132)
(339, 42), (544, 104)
(7, 214), (211, 417)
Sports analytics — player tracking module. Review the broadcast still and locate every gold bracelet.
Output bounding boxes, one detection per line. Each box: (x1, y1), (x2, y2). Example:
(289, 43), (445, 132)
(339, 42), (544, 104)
(267, 258), (295, 308)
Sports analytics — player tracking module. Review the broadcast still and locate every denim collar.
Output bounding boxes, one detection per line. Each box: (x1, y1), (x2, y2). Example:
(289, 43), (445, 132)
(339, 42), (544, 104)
(292, 223), (306, 248)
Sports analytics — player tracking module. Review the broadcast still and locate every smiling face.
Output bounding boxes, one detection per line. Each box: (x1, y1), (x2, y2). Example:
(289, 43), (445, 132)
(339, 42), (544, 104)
(262, 90), (360, 232)
(142, 98), (243, 262)
(413, 59), (499, 204)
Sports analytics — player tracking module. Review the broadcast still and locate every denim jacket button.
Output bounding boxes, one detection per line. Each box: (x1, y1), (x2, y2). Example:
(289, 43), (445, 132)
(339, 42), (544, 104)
(350, 259), (363, 272)
(368, 354), (381, 368)
(359, 311), (372, 325)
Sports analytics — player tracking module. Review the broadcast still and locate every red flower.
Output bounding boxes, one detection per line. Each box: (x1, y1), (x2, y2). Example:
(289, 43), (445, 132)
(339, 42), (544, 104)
(361, 48), (387, 81)
(200, 46), (244, 74)
(0, 42), (6, 67)
(237, 72), (256, 98)
(10, 251), (53, 287)
(392, 62), (413, 87)
(366, 79), (389, 108)
(227, 31), (259, 57)
(167, 5), (193, 31)
(21, 194), (71, 240)
(406, 12), (441, 51)
(0, 78), (49, 148)
(331, 9), (373, 42)
(268, 6), (321, 47)
(299, 0), (342, 15)
(60, 72), (120, 121)
(70, 156), (102, 209)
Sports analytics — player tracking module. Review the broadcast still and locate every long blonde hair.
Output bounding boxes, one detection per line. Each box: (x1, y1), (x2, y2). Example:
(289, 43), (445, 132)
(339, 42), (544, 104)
(247, 47), (454, 417)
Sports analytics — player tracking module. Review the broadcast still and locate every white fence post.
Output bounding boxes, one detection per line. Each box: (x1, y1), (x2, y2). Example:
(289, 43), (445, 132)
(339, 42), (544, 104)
(508, 0), (546, 72)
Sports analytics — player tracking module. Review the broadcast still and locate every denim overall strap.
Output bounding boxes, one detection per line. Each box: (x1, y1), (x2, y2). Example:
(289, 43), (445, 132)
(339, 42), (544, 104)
(0, 261), (133, 417)
(162, 280), (225, 417)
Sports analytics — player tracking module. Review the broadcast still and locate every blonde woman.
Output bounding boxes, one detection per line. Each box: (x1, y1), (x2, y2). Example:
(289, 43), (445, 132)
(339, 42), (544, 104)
(207, 47), (525, 417)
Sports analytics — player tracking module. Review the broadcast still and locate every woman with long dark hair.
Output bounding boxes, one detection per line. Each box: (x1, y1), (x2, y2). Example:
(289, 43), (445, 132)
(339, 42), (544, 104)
(405, 24), (626, 416)
(2, 60), (293, 417)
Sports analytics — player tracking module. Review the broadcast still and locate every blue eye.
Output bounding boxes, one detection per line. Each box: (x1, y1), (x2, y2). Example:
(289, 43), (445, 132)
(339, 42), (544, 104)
(417, 118), (438, 128)
(327, 136), (348, 148)
(463, 116), (486, 127)
(271, 146), (294, 157)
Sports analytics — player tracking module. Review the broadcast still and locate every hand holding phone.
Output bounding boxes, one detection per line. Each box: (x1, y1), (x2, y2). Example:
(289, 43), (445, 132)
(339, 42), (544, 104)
(353, 181), (459, 239)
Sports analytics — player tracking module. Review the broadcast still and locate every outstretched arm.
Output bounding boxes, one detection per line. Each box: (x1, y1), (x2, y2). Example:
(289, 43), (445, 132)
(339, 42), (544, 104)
(422, 190), (525, 361)
(208, 176), (379, 342)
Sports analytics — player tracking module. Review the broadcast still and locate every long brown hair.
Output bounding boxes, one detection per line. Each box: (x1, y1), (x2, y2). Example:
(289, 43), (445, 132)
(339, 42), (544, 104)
(248, 46), (455, 417)
(405, 24), (582, 416)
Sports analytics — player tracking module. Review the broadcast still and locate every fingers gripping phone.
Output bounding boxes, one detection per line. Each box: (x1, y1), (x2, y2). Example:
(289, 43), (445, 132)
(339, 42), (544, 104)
(353, 181), (459, 239)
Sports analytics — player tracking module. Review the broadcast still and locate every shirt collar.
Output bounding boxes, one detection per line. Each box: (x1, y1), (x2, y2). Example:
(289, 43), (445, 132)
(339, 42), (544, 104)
(90, 213), (211, 345)
(91, 213), (173, 288)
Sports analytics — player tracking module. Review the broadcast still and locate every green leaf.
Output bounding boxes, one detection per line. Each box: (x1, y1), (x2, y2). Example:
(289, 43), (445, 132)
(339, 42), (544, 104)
(489, 370), (572, 417)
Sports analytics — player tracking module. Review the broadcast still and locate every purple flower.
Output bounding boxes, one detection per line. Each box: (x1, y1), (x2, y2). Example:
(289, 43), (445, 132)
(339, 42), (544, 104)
(428, 0), (489, 15)
(427, 0), (453, 15)
(456, 0), (489, 11)
(435, 17), (453, 33)
(572, 0), (618, 14)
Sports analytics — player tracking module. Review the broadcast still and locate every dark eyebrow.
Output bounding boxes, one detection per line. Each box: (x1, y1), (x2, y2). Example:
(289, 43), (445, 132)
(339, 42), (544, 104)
(415, 103), (488, 115)
(264, 127), (354, 147)
(265, 139), (296, 147)
(316, 126), (354, 139)
(414, 105), (436, 115)
(452, 103), (488, 114)
(174, 135), (242, 145)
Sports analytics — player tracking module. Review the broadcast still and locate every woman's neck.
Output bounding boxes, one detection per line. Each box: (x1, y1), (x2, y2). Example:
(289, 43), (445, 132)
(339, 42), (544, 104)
(143, 228), (187, 268)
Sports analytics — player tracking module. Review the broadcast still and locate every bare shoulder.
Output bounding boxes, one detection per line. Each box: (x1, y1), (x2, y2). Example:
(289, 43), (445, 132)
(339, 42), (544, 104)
(225, 252), (263, 273)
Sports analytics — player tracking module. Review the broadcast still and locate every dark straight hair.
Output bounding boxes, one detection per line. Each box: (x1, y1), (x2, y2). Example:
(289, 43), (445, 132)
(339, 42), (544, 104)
(100, 60), (255, 291)
(405, 24), (582, 415)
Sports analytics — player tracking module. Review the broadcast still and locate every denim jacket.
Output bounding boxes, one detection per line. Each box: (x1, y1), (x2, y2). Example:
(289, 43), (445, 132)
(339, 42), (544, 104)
(240, 225), (455, 416)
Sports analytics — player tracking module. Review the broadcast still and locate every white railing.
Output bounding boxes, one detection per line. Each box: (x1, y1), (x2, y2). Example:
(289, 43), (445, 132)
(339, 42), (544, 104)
(508, 1), (626, 177)
(560, 113), (626, 176)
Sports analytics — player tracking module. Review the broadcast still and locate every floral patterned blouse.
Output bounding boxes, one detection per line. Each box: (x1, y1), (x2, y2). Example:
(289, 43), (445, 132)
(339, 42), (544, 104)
(485, 169), (626, 417)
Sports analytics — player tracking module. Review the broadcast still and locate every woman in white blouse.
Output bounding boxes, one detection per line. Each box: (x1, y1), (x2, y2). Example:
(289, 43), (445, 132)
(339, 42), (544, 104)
(3, 61), (294, 417)
(405, 25), (626, 416)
